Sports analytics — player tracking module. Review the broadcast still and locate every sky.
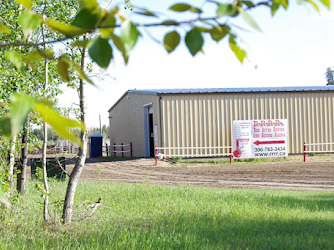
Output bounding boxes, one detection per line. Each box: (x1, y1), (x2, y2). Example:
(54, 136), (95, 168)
(57, 0), (334, 128)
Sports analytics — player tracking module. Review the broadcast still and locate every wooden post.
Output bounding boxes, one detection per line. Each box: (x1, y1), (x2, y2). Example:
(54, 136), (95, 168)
(130, 142), (133, 158)
(230, 145), (232, 164)
(113, 143), (116, 158)
(155, 146), (158, 166)
(304, 142), (306, 162)
(121, 143), (124, 158)
(106, 143), (108, 157)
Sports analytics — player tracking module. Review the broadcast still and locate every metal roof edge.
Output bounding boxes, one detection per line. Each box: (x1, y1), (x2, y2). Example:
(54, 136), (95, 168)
(127, 89), (160, 95)
(126, 86), (334, 95)
(108, 91), (129, 112)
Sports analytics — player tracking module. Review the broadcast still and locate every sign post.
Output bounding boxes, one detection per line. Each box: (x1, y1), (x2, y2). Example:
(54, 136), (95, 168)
(233, 119), (288, 159)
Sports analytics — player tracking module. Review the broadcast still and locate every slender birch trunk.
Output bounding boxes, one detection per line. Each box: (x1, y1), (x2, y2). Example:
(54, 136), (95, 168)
(7, 136), (16, 195)
(17, 118), (29, 194)
(62, 47), (88, 224)
(42, 23), (49, 223)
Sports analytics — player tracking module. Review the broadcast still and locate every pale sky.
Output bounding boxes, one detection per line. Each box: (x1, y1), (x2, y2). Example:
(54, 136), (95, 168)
(58, 0), (334, 128)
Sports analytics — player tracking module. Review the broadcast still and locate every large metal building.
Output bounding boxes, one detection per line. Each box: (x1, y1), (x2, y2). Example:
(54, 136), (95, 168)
(108, 86), (334, 157)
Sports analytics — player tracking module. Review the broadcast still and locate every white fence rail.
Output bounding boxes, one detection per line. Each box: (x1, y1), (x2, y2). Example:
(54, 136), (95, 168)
(303, 142), (334, 162)
(155, 145), (233, 165)
(112, 142), (133, 158)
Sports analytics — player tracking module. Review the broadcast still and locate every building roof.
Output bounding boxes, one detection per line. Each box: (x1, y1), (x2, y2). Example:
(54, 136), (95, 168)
(89, 133), (103, 138)
(108, 86), (334, 112)
(128, 86), (334, 95)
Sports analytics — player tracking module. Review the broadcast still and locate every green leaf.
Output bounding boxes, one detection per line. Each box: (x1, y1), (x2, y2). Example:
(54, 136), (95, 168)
(100, 10), (116, 28)
(6, 51), (22, 72)
(210, 25), (230, 42)
(79, 0), (98, 10)
(110, 34), (128, 64)
(10, 93), (34, 136)
(99, 28), (115, 38)
(238, 7), (261, 31)
(99, 11), (116, 37)
(0, 25), (10, 34)
(190, 7), (203, 13)
(16, 0), (32, 9)
(57, 57), (70, 82)
(161, 20), (180, 26)
(46, 19), (88, 38)
(271, 2), (280, 15)
(134, 8), (158, 17)
(319, 0), (330, 8)
(26, 50), (45, 61)
(185, 28), (204, 56)
(18, 11), (41, 38)
(73, 64), (95, 85)
(72, 40), (89, 47)
(87, 37), (113, 69)
(34, 103), (85, 147)
(196, 26), (212, 33)
(0, 118), (11, 139)
(306, 0), (319, 11)
(242, 1), (255, 8)
(0, 185), (10, 208)
(217, 4), (237, 17)
(71, 8), (99, 29)
(164, 31), (180, 53)
(169, 3), (192, 12)
(273, 0), (288, 9)
(229, 34), (247, 63)
(0, 93), (34, 138)
(24, 50), (55, 77)
(121, 19), (139, 56)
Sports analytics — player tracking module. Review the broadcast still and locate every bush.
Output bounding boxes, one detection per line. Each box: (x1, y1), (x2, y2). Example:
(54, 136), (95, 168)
(172, 156), (182, 162)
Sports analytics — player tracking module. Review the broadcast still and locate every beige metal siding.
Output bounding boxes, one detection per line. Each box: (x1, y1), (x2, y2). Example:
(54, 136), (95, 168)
(109, 93), (160, 157)
(161, 92), (334, 156)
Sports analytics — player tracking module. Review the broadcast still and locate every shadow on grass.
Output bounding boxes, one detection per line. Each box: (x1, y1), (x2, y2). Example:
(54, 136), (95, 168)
(32, 210), (333, 250)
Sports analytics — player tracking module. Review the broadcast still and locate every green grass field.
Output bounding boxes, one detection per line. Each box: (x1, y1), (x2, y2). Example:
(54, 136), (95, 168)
(1, 180), (334, 249)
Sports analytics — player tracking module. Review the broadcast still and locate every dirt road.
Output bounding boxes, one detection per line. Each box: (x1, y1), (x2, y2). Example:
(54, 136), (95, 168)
(58, 155), (334, 191)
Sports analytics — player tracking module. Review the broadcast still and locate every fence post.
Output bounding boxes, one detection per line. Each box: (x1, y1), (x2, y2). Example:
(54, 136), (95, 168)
(106, 143), (108, 157)
(304, 142), (306, 162)
(113, 143), (116, 158)
(155, 146), (158, 166)
(130, 142), (133, 158)
(121, 143), (124, 158)
(230, 145), (232, 164)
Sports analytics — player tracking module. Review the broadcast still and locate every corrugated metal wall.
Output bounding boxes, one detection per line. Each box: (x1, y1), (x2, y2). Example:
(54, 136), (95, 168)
(160, 91), (334, 156)
(109, 93), (160, 157)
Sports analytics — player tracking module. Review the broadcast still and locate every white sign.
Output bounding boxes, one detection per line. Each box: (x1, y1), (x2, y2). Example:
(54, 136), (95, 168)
(233, 119), (288, 159)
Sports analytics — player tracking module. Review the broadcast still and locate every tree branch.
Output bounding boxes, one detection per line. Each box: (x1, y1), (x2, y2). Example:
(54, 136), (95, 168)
(0, 16), (222, 49)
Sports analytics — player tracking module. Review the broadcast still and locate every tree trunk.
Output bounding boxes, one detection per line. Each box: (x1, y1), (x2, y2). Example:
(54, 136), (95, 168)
(62, 47), (88, 224)
(42, 121), (49, 223)
(42, 22), (49, 223)
(17, 118), (29, 194)
(7, 136), (16, 194)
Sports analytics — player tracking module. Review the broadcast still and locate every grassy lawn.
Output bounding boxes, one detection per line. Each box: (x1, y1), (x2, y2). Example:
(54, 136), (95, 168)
(1, 180), (334, 249)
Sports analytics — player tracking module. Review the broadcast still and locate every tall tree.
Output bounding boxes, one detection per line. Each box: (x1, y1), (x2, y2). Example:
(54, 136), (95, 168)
(63, 45), (88, 223)
(325, 67), (334, 85)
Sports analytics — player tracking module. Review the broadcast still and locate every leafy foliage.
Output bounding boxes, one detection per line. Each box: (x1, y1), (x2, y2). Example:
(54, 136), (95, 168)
(0, 185), (10, 208)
